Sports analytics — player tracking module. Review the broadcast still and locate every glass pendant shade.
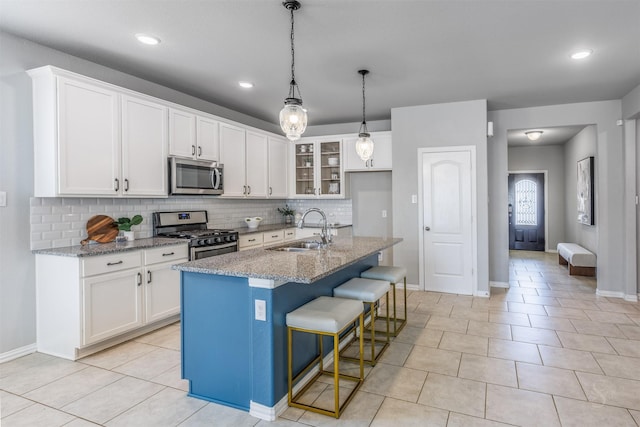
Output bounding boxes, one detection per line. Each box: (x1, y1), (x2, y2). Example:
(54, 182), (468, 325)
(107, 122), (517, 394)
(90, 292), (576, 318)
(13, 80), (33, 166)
(355, 132), (374, 161)
(280, 98), (307, 141)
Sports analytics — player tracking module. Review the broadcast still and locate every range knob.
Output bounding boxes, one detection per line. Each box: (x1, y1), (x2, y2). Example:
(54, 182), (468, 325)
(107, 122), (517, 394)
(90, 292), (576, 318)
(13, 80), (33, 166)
(229, 234), (237, 241)
(214, 236), (222, 243)
(197, 239), (207, 246)
(206, 238), (216, 245)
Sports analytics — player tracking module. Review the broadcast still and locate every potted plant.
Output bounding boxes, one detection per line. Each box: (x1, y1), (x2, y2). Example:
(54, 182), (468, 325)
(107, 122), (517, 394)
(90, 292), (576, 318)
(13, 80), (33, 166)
(277, 205), (296, 224)
(115, 215), (143, 241)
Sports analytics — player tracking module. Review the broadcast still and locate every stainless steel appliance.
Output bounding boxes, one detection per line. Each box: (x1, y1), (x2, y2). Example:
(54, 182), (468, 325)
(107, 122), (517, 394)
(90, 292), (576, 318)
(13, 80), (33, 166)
(153, 210), (238, 260)
(169, 157), (223, 195)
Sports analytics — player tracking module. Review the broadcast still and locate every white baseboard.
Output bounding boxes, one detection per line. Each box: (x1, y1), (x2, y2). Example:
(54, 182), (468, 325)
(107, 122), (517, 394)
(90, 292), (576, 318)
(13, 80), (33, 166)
(474, 289), (490, 297)
(0, 343), (37, 363)
(547, 249), (558, 253)
(626, 294), (639, 302)
(490, 281), (509, 289)
(596, 289), (625, 299)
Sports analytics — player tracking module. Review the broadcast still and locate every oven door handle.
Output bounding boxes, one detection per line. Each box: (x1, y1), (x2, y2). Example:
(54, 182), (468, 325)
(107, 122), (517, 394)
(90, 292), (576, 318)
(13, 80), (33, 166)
(192, 241), (237, 251)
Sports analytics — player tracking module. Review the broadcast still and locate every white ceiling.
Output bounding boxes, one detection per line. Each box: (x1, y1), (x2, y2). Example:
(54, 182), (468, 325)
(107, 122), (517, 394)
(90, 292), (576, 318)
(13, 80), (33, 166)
(1, 0), (639, 128)
(507, 125), (587, 147)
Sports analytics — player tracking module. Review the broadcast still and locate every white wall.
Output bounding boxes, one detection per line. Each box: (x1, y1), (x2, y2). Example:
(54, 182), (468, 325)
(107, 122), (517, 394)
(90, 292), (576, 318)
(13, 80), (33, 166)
(508, 144), (566, 250)
(488, 101), (624, 295)
(563, 126), (598, 253)
(391, 100), (489, 292)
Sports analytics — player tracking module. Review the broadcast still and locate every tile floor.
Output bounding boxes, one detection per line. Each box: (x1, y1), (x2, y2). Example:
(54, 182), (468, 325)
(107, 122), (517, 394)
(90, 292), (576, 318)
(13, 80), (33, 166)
(3, 251), (640, 426)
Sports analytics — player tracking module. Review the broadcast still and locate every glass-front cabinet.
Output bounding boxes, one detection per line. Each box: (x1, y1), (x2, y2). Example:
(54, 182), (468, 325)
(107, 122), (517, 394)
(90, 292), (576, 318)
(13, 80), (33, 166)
(293, 139), (344, 198)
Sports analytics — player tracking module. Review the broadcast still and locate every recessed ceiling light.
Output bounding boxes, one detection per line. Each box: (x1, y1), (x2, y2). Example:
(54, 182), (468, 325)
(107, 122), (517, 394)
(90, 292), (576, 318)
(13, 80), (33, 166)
(525, 130), (543, 141)
(238, 81), (254, 89)
(135, 34), (161, 45)
(571, 49), (592, 60)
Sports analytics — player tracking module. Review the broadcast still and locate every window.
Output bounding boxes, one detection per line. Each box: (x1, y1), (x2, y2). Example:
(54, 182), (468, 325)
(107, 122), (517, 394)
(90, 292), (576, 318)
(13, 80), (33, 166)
(515, 179), (537, 226)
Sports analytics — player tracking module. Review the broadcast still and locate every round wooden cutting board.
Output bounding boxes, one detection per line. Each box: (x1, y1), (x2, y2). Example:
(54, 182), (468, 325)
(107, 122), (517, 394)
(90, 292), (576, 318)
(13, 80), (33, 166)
(81, 215), (119, 245)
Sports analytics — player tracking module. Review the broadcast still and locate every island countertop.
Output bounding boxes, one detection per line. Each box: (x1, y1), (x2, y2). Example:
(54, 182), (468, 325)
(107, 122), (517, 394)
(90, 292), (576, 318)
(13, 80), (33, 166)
(173, 236), (401, 283)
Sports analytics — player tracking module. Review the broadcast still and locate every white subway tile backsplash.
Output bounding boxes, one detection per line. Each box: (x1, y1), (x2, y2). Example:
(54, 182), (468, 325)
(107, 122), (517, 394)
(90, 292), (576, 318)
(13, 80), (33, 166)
(30, 196), (352, 250)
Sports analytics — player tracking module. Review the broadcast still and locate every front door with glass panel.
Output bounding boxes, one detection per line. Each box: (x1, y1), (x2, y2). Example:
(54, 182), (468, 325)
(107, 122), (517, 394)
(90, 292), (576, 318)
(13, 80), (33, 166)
(508, 173), (545, 251)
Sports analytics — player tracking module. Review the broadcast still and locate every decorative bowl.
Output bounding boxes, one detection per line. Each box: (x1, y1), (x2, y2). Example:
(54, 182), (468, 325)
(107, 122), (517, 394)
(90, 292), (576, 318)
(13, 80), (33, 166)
(245, 217), (263, 229)
(327, 157), (339, 166)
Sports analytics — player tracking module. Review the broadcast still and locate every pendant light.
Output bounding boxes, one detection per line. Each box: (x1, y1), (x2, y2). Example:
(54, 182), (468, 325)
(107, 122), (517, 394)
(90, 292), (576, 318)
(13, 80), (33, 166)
(355, 69), (374, 161)
(279, 0), (307, 142)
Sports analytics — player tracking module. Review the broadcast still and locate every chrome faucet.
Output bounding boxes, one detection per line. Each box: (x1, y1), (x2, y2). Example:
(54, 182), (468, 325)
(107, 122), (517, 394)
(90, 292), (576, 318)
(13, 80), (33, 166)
(298, 208), (332, 245)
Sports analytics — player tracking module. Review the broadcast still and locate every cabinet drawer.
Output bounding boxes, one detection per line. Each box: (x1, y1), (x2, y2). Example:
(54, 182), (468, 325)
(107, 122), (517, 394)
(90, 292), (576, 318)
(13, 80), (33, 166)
(144, 245), (189, 265)
(263, 230), (285, 245)
(284, 229), (296, 241)
(239, 233), (263, 250)
(82, 251), (141, 277)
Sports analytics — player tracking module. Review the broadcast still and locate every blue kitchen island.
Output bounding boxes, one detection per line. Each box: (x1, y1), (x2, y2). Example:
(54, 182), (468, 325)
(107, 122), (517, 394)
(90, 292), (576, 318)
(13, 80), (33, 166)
(173, 236), (402, 421)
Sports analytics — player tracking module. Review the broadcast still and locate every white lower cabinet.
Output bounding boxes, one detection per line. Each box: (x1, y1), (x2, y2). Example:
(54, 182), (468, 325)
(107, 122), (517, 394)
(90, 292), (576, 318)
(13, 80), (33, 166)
(35, 243), (187, 360)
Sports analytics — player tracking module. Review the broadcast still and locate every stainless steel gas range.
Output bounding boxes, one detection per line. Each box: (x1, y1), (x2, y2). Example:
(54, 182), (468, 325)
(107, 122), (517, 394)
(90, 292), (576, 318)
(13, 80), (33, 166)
(153, 210), (238, 260)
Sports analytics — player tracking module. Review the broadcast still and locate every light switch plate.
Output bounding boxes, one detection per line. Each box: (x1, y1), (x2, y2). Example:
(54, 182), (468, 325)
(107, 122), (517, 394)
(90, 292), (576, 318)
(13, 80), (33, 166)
(0, 191), (6, 207)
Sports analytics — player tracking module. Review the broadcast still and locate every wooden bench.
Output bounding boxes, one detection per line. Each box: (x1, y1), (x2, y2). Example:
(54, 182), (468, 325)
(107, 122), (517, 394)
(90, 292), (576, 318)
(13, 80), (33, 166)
(557, 243), (596, 276)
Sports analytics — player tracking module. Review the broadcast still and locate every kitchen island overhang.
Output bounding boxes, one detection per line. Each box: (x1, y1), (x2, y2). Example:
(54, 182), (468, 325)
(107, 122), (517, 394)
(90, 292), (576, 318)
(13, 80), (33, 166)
(173, 236), (402, 421)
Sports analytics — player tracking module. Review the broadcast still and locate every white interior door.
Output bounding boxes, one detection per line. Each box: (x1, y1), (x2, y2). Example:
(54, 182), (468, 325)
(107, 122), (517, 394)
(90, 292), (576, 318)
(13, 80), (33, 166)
(421, 149), (475, 295)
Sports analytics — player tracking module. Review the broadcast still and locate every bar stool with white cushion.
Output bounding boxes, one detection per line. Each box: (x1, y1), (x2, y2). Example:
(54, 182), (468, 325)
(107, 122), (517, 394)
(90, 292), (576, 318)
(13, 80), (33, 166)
(286, 296), (364, 418)
(361, 266), (408, 336)
(333, 277), (390, 365)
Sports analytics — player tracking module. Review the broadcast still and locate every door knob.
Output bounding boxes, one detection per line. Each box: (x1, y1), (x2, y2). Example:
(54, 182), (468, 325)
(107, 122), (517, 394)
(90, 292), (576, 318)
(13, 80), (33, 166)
(425, 226), (431, 231)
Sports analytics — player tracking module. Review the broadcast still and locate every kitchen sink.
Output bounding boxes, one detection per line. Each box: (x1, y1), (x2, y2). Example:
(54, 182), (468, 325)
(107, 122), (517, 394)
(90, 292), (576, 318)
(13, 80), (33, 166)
(269, 240), (323, 252)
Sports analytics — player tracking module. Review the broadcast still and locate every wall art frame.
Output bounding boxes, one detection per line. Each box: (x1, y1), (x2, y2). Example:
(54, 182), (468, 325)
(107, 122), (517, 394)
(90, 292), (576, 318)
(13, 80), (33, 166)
(577, 156), (595, 225)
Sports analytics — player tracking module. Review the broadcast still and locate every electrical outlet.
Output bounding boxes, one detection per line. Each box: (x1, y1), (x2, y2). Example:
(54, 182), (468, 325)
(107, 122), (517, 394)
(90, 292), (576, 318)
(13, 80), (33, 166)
(0, 191), (6, 207)
(377, 251), (383, 262)
(381, 210), (387, 218)
(255, 299), (266, 321)
(411, 195), (417, 204)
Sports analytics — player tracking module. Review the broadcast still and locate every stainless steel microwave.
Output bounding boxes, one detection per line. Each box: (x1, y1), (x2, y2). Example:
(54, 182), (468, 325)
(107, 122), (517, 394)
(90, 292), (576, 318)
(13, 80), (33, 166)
(169, 157), (223, 195)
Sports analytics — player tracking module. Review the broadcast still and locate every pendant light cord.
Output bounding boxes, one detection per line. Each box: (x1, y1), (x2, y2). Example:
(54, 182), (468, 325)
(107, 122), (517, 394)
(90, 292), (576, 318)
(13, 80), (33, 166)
(361, 72), (367, 126)
(290, 6), (295, 85)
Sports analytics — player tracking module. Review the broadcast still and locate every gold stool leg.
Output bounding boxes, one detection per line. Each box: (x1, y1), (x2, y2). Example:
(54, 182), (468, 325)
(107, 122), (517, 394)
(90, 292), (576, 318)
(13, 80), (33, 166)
(287, 327), (293, 405)
(333, 332), (339, 418)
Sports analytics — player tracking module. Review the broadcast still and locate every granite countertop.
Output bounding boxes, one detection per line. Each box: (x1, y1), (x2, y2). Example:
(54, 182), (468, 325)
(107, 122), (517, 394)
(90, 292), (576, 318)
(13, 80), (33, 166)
(173, 235), (401, 284)
(32, 237), (187, 257)
(236, 223), (352, 235)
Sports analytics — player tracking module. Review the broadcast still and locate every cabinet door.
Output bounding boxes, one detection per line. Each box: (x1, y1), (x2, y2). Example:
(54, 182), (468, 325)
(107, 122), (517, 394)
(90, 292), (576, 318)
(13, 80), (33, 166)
(343, 133), (392, 171)
(318, 140), (343, 198)
(268, 137), (289, 198)
(245, 131), (268, 198)
(57, 77), (120, 195)
(293, 141), (316, 197)
(169, 108), (196, 158)
(219, 123), (247, 197)
(196, 116), (219, 161)
(144, 260), (186, 323)
(121, 94), (168, 197)
(82, 269), (143, 345)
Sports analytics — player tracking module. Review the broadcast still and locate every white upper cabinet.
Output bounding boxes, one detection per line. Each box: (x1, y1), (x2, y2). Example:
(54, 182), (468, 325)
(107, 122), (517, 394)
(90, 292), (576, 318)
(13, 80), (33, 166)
(245, 131), (268, 198)
(219, 122), (247, 197)
(56, 76), (120, 196)
(121, 94), (168, 196)
(168, 108), (219, 161)
(343, 131), (392, 171)
(293, 139), (344, 198)
(268, 136), (289, 198)
(29, 66), (168, 198)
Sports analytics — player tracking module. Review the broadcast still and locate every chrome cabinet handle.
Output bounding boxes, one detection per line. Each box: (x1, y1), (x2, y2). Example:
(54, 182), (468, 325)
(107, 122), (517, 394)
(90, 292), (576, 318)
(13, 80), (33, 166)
(147, 270), (152, 284)
(114, 178), (119, 192)
(137, 272), (142, 286)
(247, 185), (251, 195)
(162, 252), (175, 257)
(192, 145), (196, 156)
(425, 226), (431, 231)
(124, 178), (129, 192)
(269, 187), (273, 195)
(198, 146), (202, 157)
(371, 159), (374, 167)
(107, 260), (123, 266)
